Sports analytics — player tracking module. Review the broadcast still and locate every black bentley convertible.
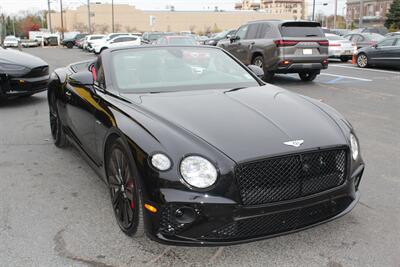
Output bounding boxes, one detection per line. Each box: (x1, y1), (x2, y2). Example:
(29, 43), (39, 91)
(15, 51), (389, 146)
(0, 47), (49, 100)
(48, 45), (364, 245)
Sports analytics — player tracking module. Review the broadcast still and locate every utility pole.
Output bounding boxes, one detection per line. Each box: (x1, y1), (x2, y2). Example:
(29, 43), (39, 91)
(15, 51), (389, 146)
(48, 0), (52, 33)
(334, 0), (337, 29)
(359, 0), (363, 28)
(111, 0), (114, 32)
(87, 0), (91, 33)
(312, 0), (316, 21)
(60, 0), (64, 39)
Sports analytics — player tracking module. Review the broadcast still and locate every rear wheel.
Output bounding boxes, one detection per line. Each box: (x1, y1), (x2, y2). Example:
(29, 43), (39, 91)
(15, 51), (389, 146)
(299, 71), (318, 82)
(340, 56), (350, 62)
(106, 138), (145, 237)
(66, 42), (74, 49)
(252, 55), (274, 83)
(357, 53), (368, 68)
(49, 91), (67, 147)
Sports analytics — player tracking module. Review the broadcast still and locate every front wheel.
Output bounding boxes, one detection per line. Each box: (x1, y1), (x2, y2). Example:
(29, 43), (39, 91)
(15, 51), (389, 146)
(106, 138), (145, 237)
(66, 42), (74, 49)
(299, 71), (318, 82)
(49, 91), (67, 147)
(357, 53), (368, 68)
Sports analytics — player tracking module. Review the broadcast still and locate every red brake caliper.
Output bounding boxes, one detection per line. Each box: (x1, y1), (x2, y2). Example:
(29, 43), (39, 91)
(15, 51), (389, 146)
(127, 179), (135, 209)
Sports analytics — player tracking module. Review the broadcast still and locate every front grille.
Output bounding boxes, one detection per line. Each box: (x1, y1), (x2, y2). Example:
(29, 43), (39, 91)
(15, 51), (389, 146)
(203, 196), (352, 240)
(236, 148), (347, 205)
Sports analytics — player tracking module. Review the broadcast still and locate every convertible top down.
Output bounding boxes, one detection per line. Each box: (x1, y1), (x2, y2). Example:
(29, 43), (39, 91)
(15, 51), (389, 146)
(48, 45), (364, 245)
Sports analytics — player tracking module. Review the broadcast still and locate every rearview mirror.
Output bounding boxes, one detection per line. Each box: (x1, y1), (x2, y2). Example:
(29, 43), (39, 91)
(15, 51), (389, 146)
(247, 65), (264, 79)
(68, 71), (94, 87)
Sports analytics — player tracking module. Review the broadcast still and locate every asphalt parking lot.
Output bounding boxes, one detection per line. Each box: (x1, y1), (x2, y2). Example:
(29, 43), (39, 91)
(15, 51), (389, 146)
(0, 47), (399, 267)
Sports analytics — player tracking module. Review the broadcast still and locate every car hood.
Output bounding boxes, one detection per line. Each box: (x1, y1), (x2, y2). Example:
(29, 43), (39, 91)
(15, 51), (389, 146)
(124, 86), (347, 163)
(0, 48), (47, 68)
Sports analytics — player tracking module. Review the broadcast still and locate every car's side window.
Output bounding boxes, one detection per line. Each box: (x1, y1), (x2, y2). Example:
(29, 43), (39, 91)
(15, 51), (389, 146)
(378, 38), (395, 47)
(95, 60), (106, 88)
(256, 23), (270, 39)
(246, 24), (259, 40)
(395, 38), (400, 46)
(236, 25), (248, 40)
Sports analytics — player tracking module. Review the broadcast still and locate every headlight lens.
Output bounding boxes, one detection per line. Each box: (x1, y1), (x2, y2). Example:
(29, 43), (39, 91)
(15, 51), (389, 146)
(180, 156), (218, 188)
(0, 63), (27, 71)
(151, 153), (171, 171)
(350, 134), (359, 160)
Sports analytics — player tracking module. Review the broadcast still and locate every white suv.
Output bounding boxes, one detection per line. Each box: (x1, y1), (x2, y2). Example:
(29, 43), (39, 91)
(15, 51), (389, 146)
(93, 35), (141, 54)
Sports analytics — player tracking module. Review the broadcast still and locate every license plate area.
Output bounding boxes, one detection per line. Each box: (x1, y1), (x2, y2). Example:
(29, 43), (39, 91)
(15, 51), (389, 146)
(303, 49), (313, 55)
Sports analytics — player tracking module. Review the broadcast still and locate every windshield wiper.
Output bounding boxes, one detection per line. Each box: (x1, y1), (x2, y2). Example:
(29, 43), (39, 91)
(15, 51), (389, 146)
(225, 87), (246, 93)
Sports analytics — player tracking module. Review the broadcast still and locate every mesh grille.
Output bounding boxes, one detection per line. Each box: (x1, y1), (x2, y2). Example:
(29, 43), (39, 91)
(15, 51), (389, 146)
(24, 66), (49, 78)
(203, 197), (352, 240)
(236, 149), (347, 205)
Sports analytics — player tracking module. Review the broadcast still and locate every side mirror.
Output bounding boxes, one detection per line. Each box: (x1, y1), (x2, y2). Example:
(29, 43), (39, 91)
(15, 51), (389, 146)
(226, 34), (231, 39)
(230, 35), (239, 43)
(68, 71), (94, 87)
(248, 65), (264, 79)
(373, 44), (378, 48)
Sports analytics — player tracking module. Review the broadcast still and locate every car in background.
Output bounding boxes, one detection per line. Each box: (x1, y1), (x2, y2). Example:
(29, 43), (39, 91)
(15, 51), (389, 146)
(47, 45), (363, 246)
(93, 35), (141, 54)
(356, 36), (400, 68)
(83, 34), (105, 51)
(218, 20), (329, 82)
(0, 47), (49, 100)
(61, 33), (88, 49)
(344, 33), (384, 49)
(325, 33), (356, 62)
(385, 31), (400, 37)
(87, 33), (133, 52)
(142, 32), (175, 44)
(21, 39), (40, 48)
(330, 29), (351, 36)
(154, 35), (199, 45)
(3, 36), (19, 47)
(75, 38), (86, 49)
(203, 29), (236, 46)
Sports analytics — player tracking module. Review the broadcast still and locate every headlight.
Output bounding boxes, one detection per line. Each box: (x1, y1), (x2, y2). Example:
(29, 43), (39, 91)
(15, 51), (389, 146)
(151, 153), (171, 171)
(0, 63), (27, 71)
(350, 134), (359, 160)
(180, 156), (218, 188)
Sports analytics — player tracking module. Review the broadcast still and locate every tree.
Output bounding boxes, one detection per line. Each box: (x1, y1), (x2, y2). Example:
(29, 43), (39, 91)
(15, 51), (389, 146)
(19, 16), (41, 37)
(385, 0), (400, 29)
(73, 22), (87, 33)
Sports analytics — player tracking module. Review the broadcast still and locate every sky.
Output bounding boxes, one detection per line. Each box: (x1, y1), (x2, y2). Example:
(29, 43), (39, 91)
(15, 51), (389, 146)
(0, 0), (346, 17)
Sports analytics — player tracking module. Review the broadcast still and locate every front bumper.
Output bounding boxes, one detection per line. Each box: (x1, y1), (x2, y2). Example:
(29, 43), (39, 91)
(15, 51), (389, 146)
(145, 164), (364, 246)
(0, 74), (49, 98)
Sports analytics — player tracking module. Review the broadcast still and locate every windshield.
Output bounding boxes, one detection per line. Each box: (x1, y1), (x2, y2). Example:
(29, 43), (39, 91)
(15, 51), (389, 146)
(5, 37), (17, 41)
(112, 47), (259, 93)
(364, 33), (384, 41)
(281, 25), (324, 37)
(91, 36), (103, 40)
(214, 30), (229, 39)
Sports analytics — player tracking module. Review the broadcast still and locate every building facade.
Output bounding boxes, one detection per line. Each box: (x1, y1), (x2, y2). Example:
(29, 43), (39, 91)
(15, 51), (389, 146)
(235, 0), (307, 20)
(346, 0), (393, 27)
(48, 3), (299, 34)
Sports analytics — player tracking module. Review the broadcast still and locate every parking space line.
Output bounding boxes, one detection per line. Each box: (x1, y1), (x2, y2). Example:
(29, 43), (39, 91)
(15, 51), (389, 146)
(320, 73), (372, 82)
(330, 65), (400, 75)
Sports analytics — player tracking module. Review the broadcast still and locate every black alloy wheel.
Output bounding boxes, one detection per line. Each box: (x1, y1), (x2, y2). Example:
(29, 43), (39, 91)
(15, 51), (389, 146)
(49, 91), (67, 147)
(66, 42), (74, 49)
(252, 55), (274, 83)
(299, 71), (318, 82)
(106, 138), (144, 237)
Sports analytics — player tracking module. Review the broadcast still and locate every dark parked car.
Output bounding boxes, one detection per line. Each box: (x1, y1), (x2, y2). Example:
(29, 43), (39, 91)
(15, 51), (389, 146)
(61, 33), (88, 49)
(47, 45), (363, 246)
(218, 20), (329, 82)
(356, 36), (400, 68)
(0, 47), (49, 100)
(142, 32), (174, 44)
(203, 29), (237, 46)
(343, 33), (384, 49)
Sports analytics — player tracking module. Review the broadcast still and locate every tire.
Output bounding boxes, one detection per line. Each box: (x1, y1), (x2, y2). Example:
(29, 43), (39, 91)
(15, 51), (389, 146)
(48, 91), (67, 148)
(340, 56), (350, 62)
(252, 55), (274, 83)
(106, 138), (145, 237)
(299, 71), (318, 82)
(66, 42), (74, 49)
(357, 53), (368, 68)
